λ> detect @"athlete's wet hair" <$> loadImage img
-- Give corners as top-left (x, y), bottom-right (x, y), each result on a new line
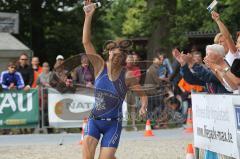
top-left (103, 39), bottom-right (133, 66)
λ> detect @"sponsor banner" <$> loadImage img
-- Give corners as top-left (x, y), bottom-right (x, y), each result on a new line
top-left (47, 88), bottom-right (128, 128)
top-left (235, 106), bottom-right (240, 131)
top-left (233, 97), bottom-right (240, 158)
top-left (0, 12), bottom-right (19, 34)
top-left (192, 94), bottom-right (240, 159)
top-left (0, 89), bottom-right (39, 128)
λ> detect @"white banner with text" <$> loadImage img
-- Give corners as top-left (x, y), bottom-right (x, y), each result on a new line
top-left (192, 94), bottom-right (240, 159)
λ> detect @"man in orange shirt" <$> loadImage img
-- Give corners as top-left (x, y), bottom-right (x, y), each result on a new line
top-left (31, 57), bottom-right (42, 88)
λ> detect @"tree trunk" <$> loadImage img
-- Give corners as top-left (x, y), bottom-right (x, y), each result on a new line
top-left (146, 0), bottom-right (177, 60)
top-left (31, 0), bottom-right (45, 61)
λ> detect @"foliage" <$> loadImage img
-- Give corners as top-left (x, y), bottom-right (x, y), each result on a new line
top-left (0, 0), bottom-right (239, 62)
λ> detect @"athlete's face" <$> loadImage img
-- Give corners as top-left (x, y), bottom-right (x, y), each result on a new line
top-left (109, 48), bottom-right (125, 66)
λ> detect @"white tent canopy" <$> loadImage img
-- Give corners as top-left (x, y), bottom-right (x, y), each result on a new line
top-left (0, 33), bottom-right (32, 72)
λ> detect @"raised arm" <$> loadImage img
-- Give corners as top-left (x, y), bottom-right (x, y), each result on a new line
top-left (212, 11), bottom-right (237, 54)
top-left (82, 0), bottom-right (104, 77)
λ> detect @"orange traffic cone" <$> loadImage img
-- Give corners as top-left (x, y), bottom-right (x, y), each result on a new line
top-left (144, 120), bottom-right (154, 137)
top-left (79, 118), bottom-right (88, 145)
top-left (186, 144), bottom-right (194, 159)
top-left (185, 108), bottom-right (193, 133)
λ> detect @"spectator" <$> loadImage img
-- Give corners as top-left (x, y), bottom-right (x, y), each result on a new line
top-left (0, 62), bottom-right (25, 91)
top-left (132, 52), bottom-right (140, 66)
top-left (16, 53), bottom-right (34, 91)
top-left (145, 57), bottom-right (166, 90)
top-left (204, 53), bottom-right (240, 93)
top-left (31, 57), bottom-right (43, 88)
top-left (126, 54), bottom-right (141, 82)
top-left (144, 57), bottom-right (165, 119)
top-left (36, 62), bottom-right (52, 133)
top-left (192, 51), bottom-right (203, 65)
top-left (212, 11), bottom-right (240, 66)
top-left (53, 55), bottom-right (67, 82)
top-left (154, 97), bottom-right (185, 129)
top-left (157, 54), bottom-right (169, 80)
top-left (178, 51), bottom-right (204, 117)
top-left (73, 54), bottom-right (94, 88)
top-left (163, 56), bottom-right (173, 75)
top-left (172, 46), bottom-right (229, 94)
top-left (36, 62), bottom-right (52, 88)
top-left (169, 57), bottom-right (182, 95)
top-left (50, 55), bottom-right (75, 93)
top-left (126, 54), bottom-right (141, 130)
top-left (54, 55), bottom-right (64, 69)
top-left (132, 52), bottom-right (145, 84)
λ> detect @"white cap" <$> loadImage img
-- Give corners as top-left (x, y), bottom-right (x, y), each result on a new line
top-left (56, 55), bottom-right (64, 60)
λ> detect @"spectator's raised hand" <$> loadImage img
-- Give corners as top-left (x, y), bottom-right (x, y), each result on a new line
top-left (211, 11), bottom-right (220, 22)
top-left (172, 48), bottom-right (186, 66)
top-left (181, 53), bottom-right (192, 63)
top-left (204, 58), bottom-right (223, 76)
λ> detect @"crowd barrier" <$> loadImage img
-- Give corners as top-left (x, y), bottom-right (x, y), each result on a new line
top-left (192, 93), bottom-right (240, 159)
top-left (0, 88), bottom-right (128, 129)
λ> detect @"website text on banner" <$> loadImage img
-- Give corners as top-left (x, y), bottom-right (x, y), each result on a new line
top-left (0, 89), bottom-right (39, 128)
top-left (47, 88), bottom-right (128, 128)
top-left (233, 97), bottom-right (240, 159)
top-left (192, 94), bottom-right (240, 159)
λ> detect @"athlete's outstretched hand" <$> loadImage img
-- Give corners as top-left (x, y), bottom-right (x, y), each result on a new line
top-left (139, 107), bottom-right (147, 117)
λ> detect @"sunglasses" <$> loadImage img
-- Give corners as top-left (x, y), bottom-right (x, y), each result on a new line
top-left (103, 40), bottom-right (133, 52)
top-left (20, 59), bottom-right (28, 61)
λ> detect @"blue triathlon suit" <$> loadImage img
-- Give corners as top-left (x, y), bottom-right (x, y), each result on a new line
top-left (84, 66), bottom-right (128, 148)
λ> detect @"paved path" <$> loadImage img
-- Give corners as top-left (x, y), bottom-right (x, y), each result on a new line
top-left (0, 128), bottom-right (193, 159)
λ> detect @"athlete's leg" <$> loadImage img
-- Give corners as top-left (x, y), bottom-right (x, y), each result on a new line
top-left (99, 120), bottom-right (122, 159)
top-left (83, 135), bottom-right (99, 159)
top-left (98, 147), bottom-right (117, 159)
top-left (83, 119), bottom-right (101, 159)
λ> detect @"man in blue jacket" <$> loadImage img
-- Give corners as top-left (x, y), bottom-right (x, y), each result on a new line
top-left (0, 62), bottom-right (25, 91)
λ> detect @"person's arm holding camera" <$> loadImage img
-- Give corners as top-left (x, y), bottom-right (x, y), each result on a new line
top-left (212, 11), bottom-right (237, 54)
